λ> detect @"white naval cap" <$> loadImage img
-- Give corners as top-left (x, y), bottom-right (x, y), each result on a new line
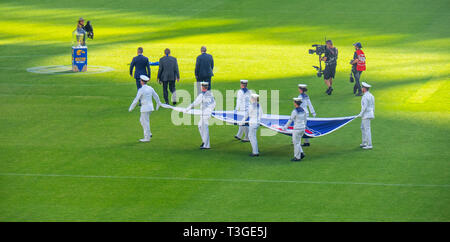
top-left (293, 97), bottom-right (303, 101)
top-left (200, 81), bottom-right (209, 86)
top-left (240, 79), bottom-right (248, 84)
top-left (361, 82), bottom-right (371, 88)
top-left (298, 84), bottom-right (307, 88)
top-left (140, 75), bottom-right (149, 81)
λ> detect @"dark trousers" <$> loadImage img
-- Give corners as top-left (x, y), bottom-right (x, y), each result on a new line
top-left (135, 79), bottom-right (142, 90)
top-left (197, 76), bottom-right (212, 90)
top-left (162, 80), bottom-right (176, 103)
top-left (352, 70), bottom-right (363, 94)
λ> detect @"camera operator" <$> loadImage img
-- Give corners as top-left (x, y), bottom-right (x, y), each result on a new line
top-left (350, 42), bottom-right (366, 96)
top-left (321, 40), bottom-right (338, 95)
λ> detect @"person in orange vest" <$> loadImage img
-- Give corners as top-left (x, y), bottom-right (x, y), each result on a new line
top-left (350, 42), bottom-right (366, 96)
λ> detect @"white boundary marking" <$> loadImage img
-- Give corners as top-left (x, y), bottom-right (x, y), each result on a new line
top-left (0, 173), bottom-right (448, 188)
top-left (26, 65), bottom-right (115, 75)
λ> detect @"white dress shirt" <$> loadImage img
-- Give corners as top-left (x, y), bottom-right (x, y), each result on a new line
top-left (129, 84), bottom-right (161, 112)
top-left (359, 91), bottom-right (375, 119)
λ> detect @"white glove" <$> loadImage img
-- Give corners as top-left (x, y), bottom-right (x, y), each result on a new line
top-left (128, 108), bottom-right (133, 112)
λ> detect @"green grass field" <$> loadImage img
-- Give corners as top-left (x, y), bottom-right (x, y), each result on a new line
top-left (0, 0), bottom-right (449, 221)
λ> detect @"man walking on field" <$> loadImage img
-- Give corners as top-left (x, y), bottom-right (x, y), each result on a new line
top-left (129, 75), bottom-right (162, 142)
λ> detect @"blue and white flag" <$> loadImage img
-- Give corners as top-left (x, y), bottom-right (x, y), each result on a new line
top-left (161, 104), bottom-right (357, 138)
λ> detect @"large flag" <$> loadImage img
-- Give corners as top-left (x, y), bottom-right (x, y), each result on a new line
top-left (160, 104), bottom-right (357, 138)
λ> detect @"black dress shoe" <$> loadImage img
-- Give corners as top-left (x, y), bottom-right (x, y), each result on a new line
top-left (250, 153), bottom-right (259, 157)
top-left (241, 139), bottom-right (250, 143)
top-left (328, 87), bottom-right (333, 95)
top-left (291, 158), bottom-right (301, 162)
top-left (172, 102), bottom-right (177, 105)
top-left (234, 136), bottom-right (241, 140)
top-left (355, 93), bottom-right (363, 96)
top-left (301, 153), bottom-right (306, 159)
top-left (200, 143), bottom-right (204, 148)
top-left (301, 143), bottom-right (310, 147)
top-left (200, 147), bottom-right (210, 150)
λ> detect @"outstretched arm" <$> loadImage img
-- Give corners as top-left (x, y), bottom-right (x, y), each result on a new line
top-left (284, 110), bottom-right (296, 129)
top-left (152, 90), bottom-right (161, 110)
top-left (129, 89), bottom-right (142, 112)
top-left (186, 94), bottom-right (202, 111)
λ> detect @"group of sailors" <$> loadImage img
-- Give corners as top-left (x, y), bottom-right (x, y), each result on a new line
top-left (129, 76), bottom-right (375, 162)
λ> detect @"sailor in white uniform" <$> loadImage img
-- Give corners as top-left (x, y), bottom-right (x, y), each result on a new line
top-left (234, 80), bottom-right (251, 142)
top-left (239, 93), bottom-right (263, 157)
top-left (186, 82), bottom-right (216, 149)
top-left (284, 97), bottom-right (307, 161)
top-left (129, 75), bottom-right (162, 142)
top-left (358, 82), bottom-right (375, 149)
top-left (297, 84), bottom-right (316, 147)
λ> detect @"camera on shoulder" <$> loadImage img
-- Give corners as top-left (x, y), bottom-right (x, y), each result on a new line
top-left (308, 44), bottom-right (327, 77)
top-left (309, 44), bottom-right (327, 55)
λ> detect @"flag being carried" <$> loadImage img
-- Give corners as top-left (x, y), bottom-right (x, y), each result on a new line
top-left (160, 104), bottom-right (357, 138)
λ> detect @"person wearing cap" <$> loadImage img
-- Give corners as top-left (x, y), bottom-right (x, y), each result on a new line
top-left (358, 82), bottom-right (375, 149)
top-left (74, 18), bottom-right (87, 46)
top-left (321, 40), bottom-right (338, 95)
top-left (195, 46), bottom-right (214, 93)
top-left (130, 47), bottom-right (151, 91)
top-left (297, 84), bottom-right (316, 147)
top-left (234, 80), bottom-right (251, 142)
top-left (350, 42), bottom-right (366, 96)
top-left (239, 93), bottom-right (263, 157)
top-left (186, 82), bottom-right (216, 149)
top-left (129, 75), bottom-right (162, 142)
top-left (157, 48), bottom-right (180, 105)
top-left (284, 97), bottom-right (307, 161)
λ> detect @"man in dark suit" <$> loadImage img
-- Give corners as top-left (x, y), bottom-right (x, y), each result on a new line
top-left (130, 47), bottom-right (151, 90)
top-left (157, 48), bottom-right (180, 105)
top-left (195, 46), bottom-right (214, 93)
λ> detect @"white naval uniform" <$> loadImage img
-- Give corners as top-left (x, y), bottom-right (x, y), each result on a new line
top-left (129, 84), bottom-right (161, 140)
top-left (359, 91), bottom-right (375, 147)
top-left (284, 107), bottom-right (307, 159)
top-left (240, 103), bottom-right (263, 155)
top-left (235, 88), bottom-right (252, 140)
top-left (298, 93), bottom-right (315, 143)
top-left (187, 91), bottom-right (216, 148)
